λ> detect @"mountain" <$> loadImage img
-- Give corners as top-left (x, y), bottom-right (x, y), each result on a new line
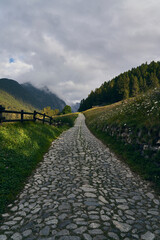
top-left (0, 89), bottom-right (35, 112)
top-left (22, 82), bottom-right (66, 111)
top-left (71, 102), bottom-right (80, 112)
top-left (0, 78), bottom-right (66, 111)
top-left (79, 61), bottom-right (160, 111)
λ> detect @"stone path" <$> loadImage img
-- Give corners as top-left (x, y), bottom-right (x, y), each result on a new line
top-left (0, 114), bottom-right (160, 240)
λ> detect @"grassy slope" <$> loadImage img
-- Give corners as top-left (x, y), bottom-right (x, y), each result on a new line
top-left (0, 89), bottom-right (35, 112)
top-left (0, 114), bottom-right (78, 216)
top-left (84, 88), bottom-right (160, 191)
top-left (53, 113), bottom-right (79, 127)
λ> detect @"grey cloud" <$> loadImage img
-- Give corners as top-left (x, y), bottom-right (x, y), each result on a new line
top-left (0, 0), bottom-right (160, 103)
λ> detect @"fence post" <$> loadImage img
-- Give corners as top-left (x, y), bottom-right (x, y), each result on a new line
top-left (50, 117), bottom-right (52, 125)
top-left (21, 110), bottom-right (24, 123)
top-left (33, 111), bottom-right (37, 122)
top-left (43, 113), bottom-right (45, 124)
top-left (0, 105), bottom-right (5, 124)
top-left (52, 119), bottom-right (55, 126)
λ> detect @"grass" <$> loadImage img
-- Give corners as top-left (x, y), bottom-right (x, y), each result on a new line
top-left (0, 113), bottom-right (78, 216)
top-left (53, 113), bottom-right (79, 127)
top-left (84, 88), bottom-right (160, 192)
top-left (0, 89), bottom-right (39, 121)
top-left (85, 88), bottom-right (160, 129)
top-left (0, 89), bottom-right (35, 112)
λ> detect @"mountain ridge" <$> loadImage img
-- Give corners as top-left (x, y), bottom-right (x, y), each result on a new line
top-left (0, 78), bottom-right (66, 111)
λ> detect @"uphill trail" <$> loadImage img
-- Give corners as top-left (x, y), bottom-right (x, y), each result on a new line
top-left (0, 114), bottom-right (160, 240)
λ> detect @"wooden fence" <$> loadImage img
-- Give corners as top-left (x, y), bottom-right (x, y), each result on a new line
top-left (0, 105), bottom-right (61, 126)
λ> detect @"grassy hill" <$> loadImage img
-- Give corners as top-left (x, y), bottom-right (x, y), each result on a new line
top-left (0, 89), bottom-right (37, 121)
top-left (84, 88), bottom-right (160, 191)
top-left (0, 89), bottom-right (35, 112)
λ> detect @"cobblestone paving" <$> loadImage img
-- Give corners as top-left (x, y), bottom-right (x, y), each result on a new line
top-left (0, 114), bottom-right (160, 240)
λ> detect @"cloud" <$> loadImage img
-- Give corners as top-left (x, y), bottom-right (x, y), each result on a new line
top-left (0, 57), bottom-right (33, 78)
top-left (0, 0), bottom-right (160, 103)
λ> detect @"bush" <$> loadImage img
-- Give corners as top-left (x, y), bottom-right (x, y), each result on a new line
top-left (62, 105), bottom-right (72, 114)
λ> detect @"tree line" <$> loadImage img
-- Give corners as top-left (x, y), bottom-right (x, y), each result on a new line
top-left (79, 61), bottom-right (160, 111)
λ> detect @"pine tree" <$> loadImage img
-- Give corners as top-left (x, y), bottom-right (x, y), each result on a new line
top-left (139, 76), bottom-right (144, 92)
top-left (143, 78), bottom-right (147, 91)
top-left (149, 72), bottom-right (159, 88)
top-left (131, 76), bottom-right (139, 97)
top-left (123, 89), bottom-right (129, 99)
top-left (78, 61), bottom-right (160, 111)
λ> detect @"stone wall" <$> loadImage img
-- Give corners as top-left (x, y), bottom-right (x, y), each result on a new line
top-left (95, 123), bottom-right (160, 162)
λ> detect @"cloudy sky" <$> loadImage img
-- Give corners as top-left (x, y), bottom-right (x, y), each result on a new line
top-left (0, 0), bottom-right (160, 104)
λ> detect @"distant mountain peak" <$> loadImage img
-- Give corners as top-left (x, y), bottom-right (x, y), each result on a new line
top-left (71, 102), bottom-right (80, 112)
top-left (42, 86), bottom-right (50, 93)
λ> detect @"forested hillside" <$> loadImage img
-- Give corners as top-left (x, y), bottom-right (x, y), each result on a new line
top-left (22, 83), bottom-right (66, 111)
top-left (0, 78), bottom-right (66, 111)
top-left (79, 61), bottom-right (160, 111)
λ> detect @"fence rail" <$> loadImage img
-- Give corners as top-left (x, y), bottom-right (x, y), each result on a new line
top-left (0, 105), bottom-right (61, 126)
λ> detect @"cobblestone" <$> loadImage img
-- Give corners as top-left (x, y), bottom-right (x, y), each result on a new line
top-left (0, 114), bottom-right (160, 239)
